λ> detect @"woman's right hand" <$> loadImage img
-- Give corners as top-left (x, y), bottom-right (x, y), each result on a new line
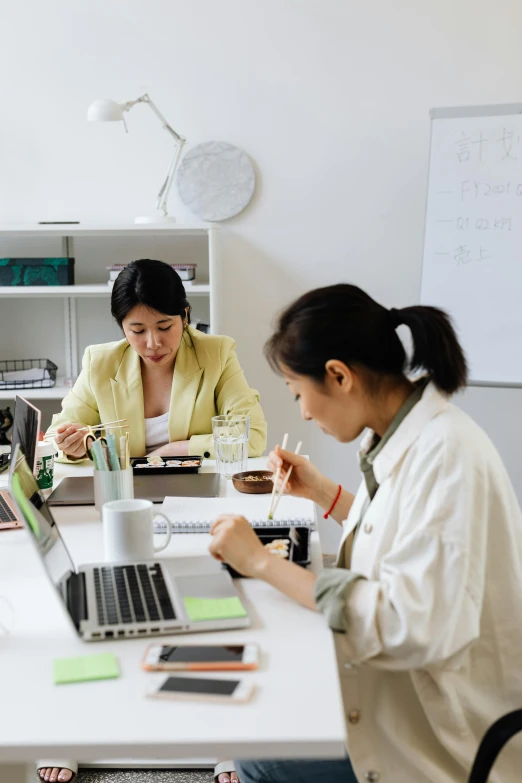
top-left (54, 423), bottom-right (87, 459)
top-left (267, 445), bottom-right (326, 503)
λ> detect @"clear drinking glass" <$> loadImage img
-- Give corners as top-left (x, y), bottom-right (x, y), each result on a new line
top-left (212, 415), bottom-right (250, 478)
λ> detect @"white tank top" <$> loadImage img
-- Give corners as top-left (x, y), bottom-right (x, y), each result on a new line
top-left (144, 412), bottom-right (170, 451)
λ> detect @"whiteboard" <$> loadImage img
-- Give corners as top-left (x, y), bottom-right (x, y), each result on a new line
top-left (420, 104), bottom-right (522, 386)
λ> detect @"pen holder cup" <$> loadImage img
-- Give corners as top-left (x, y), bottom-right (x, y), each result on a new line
top-left (94, 467), bottom-right (134, 513)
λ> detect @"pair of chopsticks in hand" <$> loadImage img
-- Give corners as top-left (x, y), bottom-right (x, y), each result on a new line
top-left (44, 418), bottom-right (129, 441)
top-left (268, 433), bottom-right (302, 521)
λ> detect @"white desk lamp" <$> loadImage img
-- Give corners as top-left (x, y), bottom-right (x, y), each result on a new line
top-left (87, 93), bottom-right (186, 224)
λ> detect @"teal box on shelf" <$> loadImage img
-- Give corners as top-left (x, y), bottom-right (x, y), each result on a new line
top-left (0, 258), bottom-right (75, 286)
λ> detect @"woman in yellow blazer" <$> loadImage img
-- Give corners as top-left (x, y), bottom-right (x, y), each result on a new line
top-left (48, 259), bottom-right (266, 462)
top-left (39, 262), bottom-right (264, 782)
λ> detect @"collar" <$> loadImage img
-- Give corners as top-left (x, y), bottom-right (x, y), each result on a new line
top-left (358, 381), bottom-right (450, 485)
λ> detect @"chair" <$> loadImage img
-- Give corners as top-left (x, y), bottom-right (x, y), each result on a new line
top-left (468, 709), bottom-right (522, 782)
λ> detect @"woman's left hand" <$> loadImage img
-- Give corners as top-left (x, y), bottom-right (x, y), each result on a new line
top-left (147, 440), bottom-right (190, 458)
top-left (209, 515), bottom-right (269, 578)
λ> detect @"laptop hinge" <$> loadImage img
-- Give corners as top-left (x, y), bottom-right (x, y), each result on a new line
top-left (65, 571), bottom-right (88, 630)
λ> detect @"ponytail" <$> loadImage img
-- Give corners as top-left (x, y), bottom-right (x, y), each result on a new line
top-left (265, 284), bottom-right (468, 395)
top-left (390, 305), bottom-right (468, 394)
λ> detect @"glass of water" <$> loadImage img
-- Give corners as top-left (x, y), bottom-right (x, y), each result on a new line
top-left (212, 415), bottom-right (250, 478)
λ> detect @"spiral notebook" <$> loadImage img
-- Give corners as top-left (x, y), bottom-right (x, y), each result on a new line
top-left (155, 495), bottom-right (316, 534)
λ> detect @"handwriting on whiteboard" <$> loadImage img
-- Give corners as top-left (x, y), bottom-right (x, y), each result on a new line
top-left (433, 126), bottom-right (522, 267)
top-left (455, 129), bottom-right (520, 163)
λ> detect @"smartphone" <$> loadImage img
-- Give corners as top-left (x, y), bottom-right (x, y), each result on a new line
top-left (142, 643), bottom-right (259, 672)
top-left (147, 674), bottom-right (255, 704)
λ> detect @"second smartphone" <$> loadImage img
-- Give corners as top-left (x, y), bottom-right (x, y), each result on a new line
top-left (142, 643), bottom-right (259, 672)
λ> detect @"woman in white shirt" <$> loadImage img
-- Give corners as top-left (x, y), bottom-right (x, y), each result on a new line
top-left (209, 284), bottom-right (522, 783)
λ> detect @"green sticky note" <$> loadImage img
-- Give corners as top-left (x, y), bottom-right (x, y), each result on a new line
top-left (53, 653), bottom-right (120, 685)
top-left (183, 596), bottom-right (248, 622)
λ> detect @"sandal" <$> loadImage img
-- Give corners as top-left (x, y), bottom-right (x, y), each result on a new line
top-left (36, 760), bottom-right (78, 782)
top-left (214, 760), bottom-right (239, 782)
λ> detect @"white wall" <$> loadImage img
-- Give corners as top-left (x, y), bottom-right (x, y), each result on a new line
top-left (2, 0), bottom-right (522, 551)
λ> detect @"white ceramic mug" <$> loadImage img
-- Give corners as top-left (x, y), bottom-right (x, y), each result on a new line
top-left (102, 498), bottom-right (172, 563)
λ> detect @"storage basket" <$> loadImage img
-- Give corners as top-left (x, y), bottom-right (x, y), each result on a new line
top-left (0, 258), bottom-right (74, 286)
top-left (0, 359), bottom-right (58, 390)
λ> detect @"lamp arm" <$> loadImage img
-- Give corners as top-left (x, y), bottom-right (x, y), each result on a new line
top-left (156, 138), bottom-right (186, 216)
top-left (121, 92), bottom-right (186, 218)
top-left (122, 93), bottom-right (185, 144)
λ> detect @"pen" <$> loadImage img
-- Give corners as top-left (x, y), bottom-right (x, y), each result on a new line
top-left (119, 435), bottom-right (127, 470)
top-left (106, 433), bottom-right (121, 472)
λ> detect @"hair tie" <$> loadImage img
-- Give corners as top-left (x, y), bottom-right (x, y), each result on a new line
top-left (389, 307), bottom-right (401, 328)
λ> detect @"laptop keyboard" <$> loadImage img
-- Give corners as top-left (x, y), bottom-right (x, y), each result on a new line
top-left (93, 563), bottom-right (176, 626)
top-left (0, 493), bottom-right (17, 523)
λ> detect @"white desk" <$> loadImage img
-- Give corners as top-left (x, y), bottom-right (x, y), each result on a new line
top-left (0, 459), bottom-right (346, 781)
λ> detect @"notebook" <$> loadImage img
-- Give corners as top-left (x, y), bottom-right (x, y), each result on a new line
top-left (156, 495), bottom-right (316, 533)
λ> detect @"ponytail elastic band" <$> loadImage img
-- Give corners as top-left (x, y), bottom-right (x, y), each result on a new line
top-left (324, 484), bottom-right (343, 519)
top-left (389, 307), bottom-right (401, 328)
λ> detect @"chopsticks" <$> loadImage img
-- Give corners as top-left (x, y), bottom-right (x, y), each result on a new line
top-left (268, 433), bottom-right (288, 519)
top-left (268, 438), bottom-right (302, 521)
top-left (44, 419), bottom-right (129, 440)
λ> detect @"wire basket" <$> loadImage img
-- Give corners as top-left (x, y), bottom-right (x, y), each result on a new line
top-left (0, 359), bottom-right (58, 390)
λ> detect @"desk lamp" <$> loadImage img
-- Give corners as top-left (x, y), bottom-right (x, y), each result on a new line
top-left (87, 93), bottom-right (186, 224)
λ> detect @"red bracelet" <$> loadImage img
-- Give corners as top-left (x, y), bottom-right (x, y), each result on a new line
top-left (323, 484), bottom-right (342, 519)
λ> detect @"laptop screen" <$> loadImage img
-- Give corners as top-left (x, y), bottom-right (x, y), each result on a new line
top-left (11, 396), bottom-right (41, 473)
top-left (9, 444), bottom-right (75, 588)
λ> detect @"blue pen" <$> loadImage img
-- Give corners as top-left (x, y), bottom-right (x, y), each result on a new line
top-left (106, 433), bottom-right (121, 471)
top-left (91, 439), bottom-right (108, 471)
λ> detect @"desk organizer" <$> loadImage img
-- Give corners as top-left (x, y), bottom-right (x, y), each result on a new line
top-left (0, 359), bottom-right (58, 390)
top-left (0, 257), bottom-right (74, 286)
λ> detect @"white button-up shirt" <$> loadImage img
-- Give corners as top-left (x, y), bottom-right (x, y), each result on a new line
top-left (315, 383), bottom-right (522, 782)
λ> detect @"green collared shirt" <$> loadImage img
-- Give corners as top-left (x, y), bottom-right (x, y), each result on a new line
top-left (359, 380), bottom-right (427, 503)
top-left (314, 380), bottom-right (428, 634)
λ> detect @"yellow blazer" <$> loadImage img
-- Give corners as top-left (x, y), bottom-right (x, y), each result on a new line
top-left (49, 326), bottom-right (267, 461)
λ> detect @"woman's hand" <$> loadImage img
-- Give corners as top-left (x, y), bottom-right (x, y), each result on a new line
top-left (54, 424), bottom-right (87, 459)
top-left (267, 445), bottom-right (354, 523)
top-left (147, 440), bottom-right (190, 458)
top-left (209, 515), bottom-right (269, 578)
top-left (210, 513), bottom-right (318, 610)
top-left (267, 445), bottom-right (326, 503)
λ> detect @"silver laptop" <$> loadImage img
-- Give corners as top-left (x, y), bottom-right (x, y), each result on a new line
top-left (9, 445), bottom-right (250, 642)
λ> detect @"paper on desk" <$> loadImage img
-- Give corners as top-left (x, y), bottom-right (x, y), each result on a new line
top-left (0, 367), bottom-right (53, 388)
top-left (183, 596), bottom-right (248, 622)
top-left (160, 495), bottom-right (315, 525)
top-left (53, 653), bottom-right (120, 685)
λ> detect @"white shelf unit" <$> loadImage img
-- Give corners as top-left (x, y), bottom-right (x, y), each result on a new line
top-left (0, 282), bottom-right (211, 298)
top-left (0, 224), bottom-right (220, 401)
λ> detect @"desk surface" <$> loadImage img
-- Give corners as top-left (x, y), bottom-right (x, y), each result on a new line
top-left (0, 459), bottom-right (346, 764)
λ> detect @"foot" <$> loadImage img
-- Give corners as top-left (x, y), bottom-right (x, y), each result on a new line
top-left (38, 768), bottom-right (74, 782)
top-left (217, 774), bottom-right (239, 783)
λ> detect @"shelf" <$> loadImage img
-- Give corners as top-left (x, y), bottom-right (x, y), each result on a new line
top-left (0, 380), bottom-right (69, 400)
top-left (0, 223), bottom-right (214, 238)
top-left (0, 282), bottom-right (210, 298)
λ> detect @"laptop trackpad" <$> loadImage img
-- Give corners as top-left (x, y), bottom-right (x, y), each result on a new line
top-left (164, 558), bottom-right (241, 599)
top-left (164, 555), bottom-right (224, 578)
top-left (174, 573), bottom-right (241, 601)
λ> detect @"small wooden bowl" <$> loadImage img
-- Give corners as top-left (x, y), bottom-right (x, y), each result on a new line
top-left (232, 470), bottom-right (274, 494)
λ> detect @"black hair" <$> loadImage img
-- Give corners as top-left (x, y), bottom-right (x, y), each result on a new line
top-left (265, 284), bottom-right (468, 395)
top-left (111, 259), bottom-right (191, 328)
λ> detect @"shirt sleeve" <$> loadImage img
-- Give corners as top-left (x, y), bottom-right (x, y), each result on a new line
top-left (314, 568), bottom-right (365, 633)
top-left (321, 434), bottom-right (484, 670)
top-left (47, 348), bottom-right (101, 463)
